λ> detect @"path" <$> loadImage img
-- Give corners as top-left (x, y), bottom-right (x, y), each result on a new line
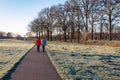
top-left (10, 46), bottom-right (62, 80)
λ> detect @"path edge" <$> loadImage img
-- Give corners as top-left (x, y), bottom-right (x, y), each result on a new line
top-left (1, 45), bottom-right (35, 80)
top-left (46, 50), bottom-right (64, 80)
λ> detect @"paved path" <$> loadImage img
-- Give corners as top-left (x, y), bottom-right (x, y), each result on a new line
top-left (11, 46), bottom-right (62, 80)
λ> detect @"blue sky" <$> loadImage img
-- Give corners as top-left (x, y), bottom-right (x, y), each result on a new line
top-left (0, 0), bottom-right (66, 36)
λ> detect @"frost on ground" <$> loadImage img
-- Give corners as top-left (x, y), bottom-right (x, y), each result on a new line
top-left (46, 41), bottom-right (120, 80)
top-left (0, 39), bottom-right (34, 78)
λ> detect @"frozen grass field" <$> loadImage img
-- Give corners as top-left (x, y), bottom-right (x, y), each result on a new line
top-left (0, 39), bottom-right (34, 79)
top-left (46, 41), bottom-right (120, 80)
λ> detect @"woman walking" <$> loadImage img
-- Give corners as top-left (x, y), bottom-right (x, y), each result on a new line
top-left (42, 37), bottom-right (47, 52)
top-left (35, 37), bottom-right (41, 52)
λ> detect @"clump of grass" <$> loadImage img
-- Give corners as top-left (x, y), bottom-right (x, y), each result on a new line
top-left (62, 47), bottom-right (68, 50)
top-left (86, 40), bottom-right (93, 44)
top-left (70, 54), bottom-right (76, 57)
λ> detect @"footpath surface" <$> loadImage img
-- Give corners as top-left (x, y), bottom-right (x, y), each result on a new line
top-left (11, 46), bottom-right (62, 80)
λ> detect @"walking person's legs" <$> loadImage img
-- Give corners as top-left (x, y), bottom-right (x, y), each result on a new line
top-left (42, 46), bottom-right (45, 52)
top-left (37, 45), bottom-right (40, 52)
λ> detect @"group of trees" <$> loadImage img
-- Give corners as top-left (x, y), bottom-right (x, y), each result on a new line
top-left (28, 0), bottom-right (120, 42)
top-left (0, 31), bottom-right (29, 39)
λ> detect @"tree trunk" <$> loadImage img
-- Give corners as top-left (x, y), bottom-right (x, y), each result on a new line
top-left (85, 15), bottom-right (88, 32)
top-left (60, 33), bottom-right (61, 41)
top-left (100, 18), bottom-right (103, 40)
top-left (91, 20), bottom-right (94, 40)
top-left (70, 27), bottom-right (75, 42)
top-left (38, 31), bottom-right (40, 38)
top-left (68, 31), bottom-right (70, 41)
top-left (47, 29), bottom-right (49, 41)
top-left (50, 32), bottom-right (53, 41)
top-left (72, 28), bottom-right (75, 41)
top-left (64, 30), bottom-right (67, 42)
top-left (109, 14), bottom-right (112, 41)
top-left (36, 32), bottom-right (38, 38)
top-left (70, 29), bottom-right (72, 42)
top-left (78, 28), bottom-right (80, 43)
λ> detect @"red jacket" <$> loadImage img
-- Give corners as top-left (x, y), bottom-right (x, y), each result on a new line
top-left (36, 38), bottom-right (41, 45)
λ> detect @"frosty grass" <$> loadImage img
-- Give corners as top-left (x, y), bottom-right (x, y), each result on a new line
top-left (0, 39), bottom-right (34, 78)
top-left (46, 41), bottom-right (120, 80)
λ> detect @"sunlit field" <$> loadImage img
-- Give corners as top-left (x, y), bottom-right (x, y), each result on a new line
top-left (46, 41), bottom-right (120, 80)
top-left (0, 39), bottom-right (34, 79)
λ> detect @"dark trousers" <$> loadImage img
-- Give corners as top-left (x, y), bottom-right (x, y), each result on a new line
top-left (42, 46), bottom-right (45, 52)
top-left (37, 45), bottom-right (40, 52)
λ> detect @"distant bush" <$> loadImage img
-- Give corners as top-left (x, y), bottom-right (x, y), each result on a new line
top-left (104, 41), bottom-right (120, 47)
top-left (92, 40), bottom-right (120, 47)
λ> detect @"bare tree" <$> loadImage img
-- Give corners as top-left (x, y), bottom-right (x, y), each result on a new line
top-left (79, 0), bottom-right (92, 32)
top-left (38, 8), bottom-right (51, 40)
top-left (57, 4), bottom-right (69, 42)
top-left (28, 0), bottom-right (120, 41)
top-left (49, 5), bottom-right (59, 41)
top-left (65, 0), bottom-right (76, 42)
top-left (28, 18), bottom-right (41, 37)
top-left (88, 0), bottom-right (99, 40)
top-left (73, 0), bottom-right (84, 43)
top-left (102, 0), bottom-right (120, 41)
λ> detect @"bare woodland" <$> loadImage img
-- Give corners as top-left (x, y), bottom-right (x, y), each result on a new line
top-left (28, 0), bottom-right (120, 42)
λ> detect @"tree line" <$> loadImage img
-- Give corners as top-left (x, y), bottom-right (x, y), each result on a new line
top-left (28, 0), bottom-right (120, 42)
top-left (0, 31), bottom-right (15, 38)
